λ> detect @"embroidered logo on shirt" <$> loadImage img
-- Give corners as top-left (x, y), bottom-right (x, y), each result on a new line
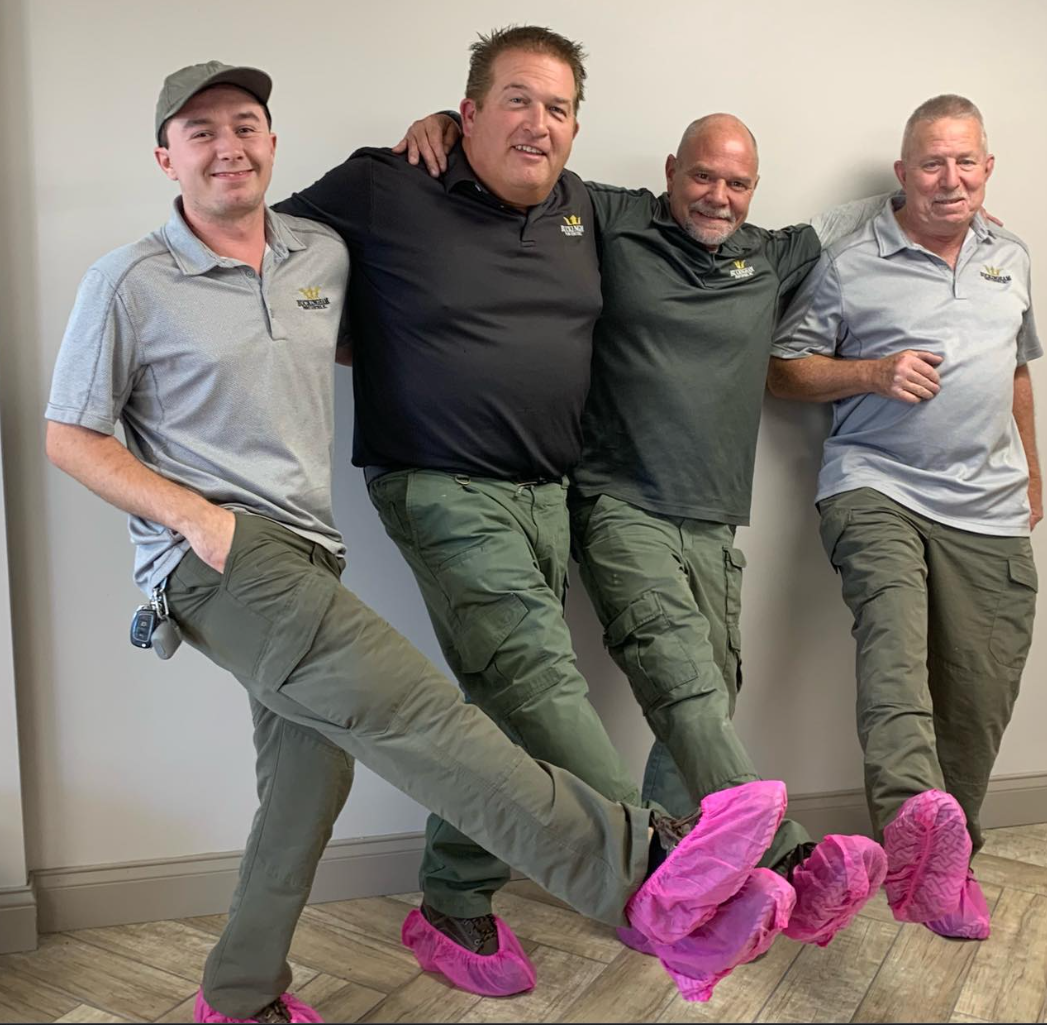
top-left (728, 259), bottom-right (756, 280)
top-left (561, 215), bottom-right (585, 238)
top-left (980, 265), bottom-right (1012, 284)
top-left (296, 286), bottom-right (331, 310)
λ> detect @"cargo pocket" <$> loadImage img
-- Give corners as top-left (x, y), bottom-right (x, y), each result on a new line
top-left (989, 556), bottom-right (1038, 669)
top-left (604, 591), bottom-right (698, 706)
top-left (723, 547), bottom-right (746, 697)
top-left (457, 592), bottom-right (529, 675)
top-left (817, 502), bottom-right (852, 570)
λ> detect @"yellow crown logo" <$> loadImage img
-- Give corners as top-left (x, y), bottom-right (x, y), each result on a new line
top-left (299, 287), bottom-right (322, 300)
top-left (733, 260), bottom-right (747, 270)
top-left (563, 215), bottom-right (583, 226)
top-left (984, 266), bottom-right (1002, 277)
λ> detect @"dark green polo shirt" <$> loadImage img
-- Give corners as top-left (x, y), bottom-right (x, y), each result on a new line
top-left (572, 185), bottom-right (821, 524)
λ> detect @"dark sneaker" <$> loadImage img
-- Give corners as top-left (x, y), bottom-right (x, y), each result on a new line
top-left (421, 903), bottom-right (499, 955)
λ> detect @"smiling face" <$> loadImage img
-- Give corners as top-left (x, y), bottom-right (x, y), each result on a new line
top-left (665, 116), bottom-right (759, 249)
top-left (154, 85), bottom-right (276, 223)
top-left (894, 116), bottom-right (993, 239)
top-left (460, 48), bottom-right (579, 209)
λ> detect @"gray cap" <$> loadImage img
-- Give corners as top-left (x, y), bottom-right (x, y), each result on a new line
top-left (155, 60), bottom-right (272, 144)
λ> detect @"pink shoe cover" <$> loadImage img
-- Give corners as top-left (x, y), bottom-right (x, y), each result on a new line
top-left (784, 834), bottom-right (888, 946)
top-left (616, 924), bottom-right (658, 955)
top-left (626, 779), bottom-right (787, 946)
top-left (657, 869), bottom-right (796, 1003)
top-left (925, 871), bottom-right (991, 940)
top-left (883, 790), bottom-right (971, 923)
top-left (193, 989), bottom-right (323, 1023)
top-left (401, 908), bottom-right (536, 996)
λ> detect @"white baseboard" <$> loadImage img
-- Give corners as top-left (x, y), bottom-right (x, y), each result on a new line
top-left (0, 881), bottom-right (37, 953)
top-left (35, 831), bottom-right (427, 934)
top-left (30, 772), bottom-right (1047, 937)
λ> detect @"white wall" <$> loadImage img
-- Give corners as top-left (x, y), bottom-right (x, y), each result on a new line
top-left (1, 0), bottom-right (1044, 874)
top-left (0, 0), bottom-right (31, 892)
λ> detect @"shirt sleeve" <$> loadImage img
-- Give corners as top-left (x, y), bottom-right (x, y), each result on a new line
top-left (583, 182), bottom-right (654, 236)
top-left (809, 193), bottom-right (895, 248)
top-left (45, 267), bottom-right (140, 435)
top-left (765, 223), bottom-right (823, 300)
top-left (1017, 266), bottom-right (1041, 365)
top-left (273, 151), bottom-right (373, 244)
top-left (771, 250), bottom-right (846, 359)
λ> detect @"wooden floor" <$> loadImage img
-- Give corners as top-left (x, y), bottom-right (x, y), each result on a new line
top-left (2, 823), bottom-right (1046, 1024)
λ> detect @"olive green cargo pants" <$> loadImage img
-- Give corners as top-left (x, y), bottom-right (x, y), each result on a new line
top-left (166, 512), bottom-right (652, 1018)
top-left (818, 488), bottom-right (1037, 853)
top-left (367, 470), bottom-right (643, 918)
top-left (569, 493), bottom-right (810, 870)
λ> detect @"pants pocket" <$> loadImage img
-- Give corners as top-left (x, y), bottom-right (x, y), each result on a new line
top-left (989, 555), bottom-right (1038, 669)
top-left (723, 546), bottom-right (746, 696)
top-left (457, 592), bottom-right (529, 675)
top-left (603, 591), bottom-right (698, 707)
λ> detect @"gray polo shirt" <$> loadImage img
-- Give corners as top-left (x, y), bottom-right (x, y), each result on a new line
top-left (46, 201), bottom-right (349, 592)
top-left (773, 198), bottom-right (1041, 536)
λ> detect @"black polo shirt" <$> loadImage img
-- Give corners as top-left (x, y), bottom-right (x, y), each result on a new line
top-left (276, 144), bottom-right (602, 480)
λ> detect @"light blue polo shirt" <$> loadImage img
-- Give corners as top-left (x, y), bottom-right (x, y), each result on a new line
top-left (46, 201), bottom-right (349, 591)
top-left (773, 198), bottom-right (1041, 536)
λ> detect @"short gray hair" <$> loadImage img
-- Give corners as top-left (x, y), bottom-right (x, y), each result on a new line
top-left (901, 94), bottom-right (987, 161)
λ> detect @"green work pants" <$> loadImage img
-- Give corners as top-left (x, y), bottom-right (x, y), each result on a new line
top-left (166, 512), bottom-right (652, 1018)
top-left (367, 470), bottom-right (642, 918)
top-left (570, 493), bottom-right (809, 870)
top-left (819, 487), bottom-right (1037, 853)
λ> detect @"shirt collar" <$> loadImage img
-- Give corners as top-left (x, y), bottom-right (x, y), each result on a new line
top-left (873, 194), bottom-right (993, 258)
top-left (163, 199), bottom-right (305, 277)
top-left (441, 141), bottom-right (566, 211)
top-left (651, 193), bottom-right (761, 259)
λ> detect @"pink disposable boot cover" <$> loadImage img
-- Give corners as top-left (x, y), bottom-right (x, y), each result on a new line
top-left (657, 868), bottom-right (796, 1003)
top-left (626, 779), bottom-right (787, 946)
top-left (883, 790), bottom-right (971, 922)
top-left (401, 908), bottom-right (537, 996)
top-left (193, 989), bottom-right (323, 1023)
top-left (785, 834), bottom-right (888, 946)
top-left (616, 924), bottom-right (658, 955)
top-left (925, 870), bottom-right (991, 940)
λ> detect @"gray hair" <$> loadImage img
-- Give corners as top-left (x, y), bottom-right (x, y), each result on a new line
top-left (901, 94), bottom-right (988, 161)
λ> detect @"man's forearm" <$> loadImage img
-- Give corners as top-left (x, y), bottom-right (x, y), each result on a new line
top-left (767, 354), bottom-right (878, 402)
top-left (1013, 364), bottom-right (1042, 528)
top-left (46, 422), bottom-right (232, 566)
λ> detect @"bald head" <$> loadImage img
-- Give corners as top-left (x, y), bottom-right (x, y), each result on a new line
top-left (665, 112), bottom-right (760, 249)
top-left (676, 113), bottom-right (759, 168)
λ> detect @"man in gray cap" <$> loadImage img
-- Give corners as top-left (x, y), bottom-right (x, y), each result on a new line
top-left (45, 60), bottom-right (789, 1024)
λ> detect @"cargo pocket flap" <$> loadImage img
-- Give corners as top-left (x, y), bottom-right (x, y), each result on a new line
top-left (604, 592), bottom-right (661, 649)
top-left (459, 593), bottom-right (528, 674)
top-left (1009, 557), bottom-right (1038, 591)
top-left (727, 548), bottom-right (747, 570)
top-left (263, 572), bottom-right (339, 688)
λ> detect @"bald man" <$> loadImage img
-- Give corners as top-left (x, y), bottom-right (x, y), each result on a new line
top-left (399, 109), bottom-right (888, 964)
top-left (567, 115), bottom-right (890, 953)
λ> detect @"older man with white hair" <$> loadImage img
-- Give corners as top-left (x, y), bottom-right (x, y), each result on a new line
top-left (769, 94), bottom-right (1040, 941)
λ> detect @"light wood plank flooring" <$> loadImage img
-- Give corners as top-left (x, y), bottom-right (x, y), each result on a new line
top-left (3, 824), bottom-right (1045, 1024)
